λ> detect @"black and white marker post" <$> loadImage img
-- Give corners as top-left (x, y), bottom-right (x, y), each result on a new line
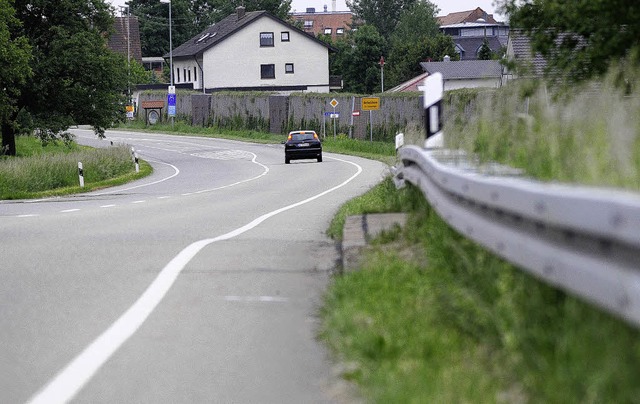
top-left (423, 72), bottom-right (444, 149)
top-left (77, 162), bottom-right (85, 188)
top-left (131, 147), bottom-right (139, 173)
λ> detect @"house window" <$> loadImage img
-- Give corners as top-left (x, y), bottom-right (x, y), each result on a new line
top-left (260, 32), bottom-right (274, 47)
top-left (176, 68), bottom-right (180, 83)
top-left (281, 31), bottom-right (290, 42)
top-left (285, 63), bottom-right (294, 74)
top-left (261, 64), bottom-right (275, 79)
top-left (187, 69), bottom-right (191, 82)
top-left (336, 27), bottom-right (344, 35)
top-left (324, 28), bottom-right (332, 35)
top-left (304, 20), bottom-right (313, 29)
top-left (194, 67), bottom-right (197, 82)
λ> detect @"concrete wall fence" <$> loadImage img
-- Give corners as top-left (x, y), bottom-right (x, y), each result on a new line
top-left (136, 91), bottom-right (426, 142)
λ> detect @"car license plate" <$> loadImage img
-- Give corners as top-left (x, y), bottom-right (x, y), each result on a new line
top-left (298, 143), bottom-right (309, 147)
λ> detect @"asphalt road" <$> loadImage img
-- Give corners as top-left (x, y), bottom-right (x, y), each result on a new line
top-left (0, 128), bottom-right (388, 403)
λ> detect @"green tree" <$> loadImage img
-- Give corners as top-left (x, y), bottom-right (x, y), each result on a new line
top-left (0, 0), bottom-right (32, 156)
top-left (477, 38), bottom-right (492, 60)
top-left (386, 0), bottom-right (450, 87)
top-left (130, 0), bottom-right (292, 58)
top-left (207, 0), bottom-right (292, 21)
top-left (386, 34), bottom-right (456, 87)
top-left (347, 0), bottom-right (417, 39)
top-left (330, 25), bottom-right (387, 93)
top-left (130, 0), bottom-right (199, 58)
top-left (10, 0), bottom-right (128, 145)
top-left (499, 0), bottom-right (640, 81)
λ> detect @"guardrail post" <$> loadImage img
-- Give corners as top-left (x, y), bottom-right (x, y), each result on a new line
top-left (423, 72), bottom-right (444, 149)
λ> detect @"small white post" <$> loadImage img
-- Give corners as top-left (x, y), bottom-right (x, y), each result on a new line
top-left (78, 162), bottom-right (85, 187)
top-left (395, 132), bottom-right (404, 152)
top-left (134, 152), bottom-right (139, 173)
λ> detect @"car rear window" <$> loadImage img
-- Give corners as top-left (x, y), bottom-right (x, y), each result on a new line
top-left (291, 133), bottom-right (315, 141)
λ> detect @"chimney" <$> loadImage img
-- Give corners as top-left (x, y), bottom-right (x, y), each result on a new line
top-left (332, 0), bottom-right (336, 12)
top-left (324, 4), bottom-right (327, 12)
top-left (306, 8), bottom-right (315, 13)
top-left (236, 6), bottom-right (245, 20)
top-left (443, 55), bottom-right (451, 62)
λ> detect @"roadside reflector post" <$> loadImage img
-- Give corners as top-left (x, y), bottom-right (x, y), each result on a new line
top-left (423, 72), bottom-right (444, 149)
top-left (131, 147), bottom-right (139, 173)
top-left (78, 162), bottom-right (85, 188)
top-left (395, 132), bottom-right (404, 153)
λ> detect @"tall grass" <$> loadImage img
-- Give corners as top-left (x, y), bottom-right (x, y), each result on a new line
top-left (445, 66), bottom-right (640, 191)
top-left (0, 136), bottom-right (148, 199)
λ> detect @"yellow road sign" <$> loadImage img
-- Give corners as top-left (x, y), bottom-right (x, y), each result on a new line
top-left (361, 97), bottom-right (380, 111)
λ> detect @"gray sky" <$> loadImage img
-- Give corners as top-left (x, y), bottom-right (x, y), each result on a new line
top-left (108, 0), bottom-right (505, 21)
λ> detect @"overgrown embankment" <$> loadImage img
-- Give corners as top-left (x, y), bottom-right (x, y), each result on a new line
top-left (321, 65), bottom-right (640, 402)
top-left (0, 136), bottom-right (151, 199)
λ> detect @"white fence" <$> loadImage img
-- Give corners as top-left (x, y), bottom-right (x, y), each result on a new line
top-left (395, 145), bottom-right (640, 327)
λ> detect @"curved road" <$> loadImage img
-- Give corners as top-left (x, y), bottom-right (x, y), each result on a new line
top-left (0, 129), bottom-right (388, 403)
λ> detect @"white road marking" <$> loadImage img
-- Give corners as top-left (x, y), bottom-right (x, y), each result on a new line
top-left (26, 155), bottom-right (363, 404)
top-left (17, 214), bottom-right (39, 218)
top-left (61, 209), bottom-right (80, 213)
top-left (100, 205), bottom-right (116, 208)
top-left (131, 200), bottom-right (146, 204)
top-left (91, 159), bottom-right (179, 196)
top-left (224, 296), bottom-right (289, 303)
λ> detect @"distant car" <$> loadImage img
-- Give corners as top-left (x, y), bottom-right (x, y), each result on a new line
top-left (284, 130), bottom-right (322, 164)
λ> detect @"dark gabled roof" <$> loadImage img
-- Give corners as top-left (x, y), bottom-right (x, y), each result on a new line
top-left (455, 37), bottom-right (504, 59)
top-left (167, 9), bottom-right (334, 59)
top-left (420, 60), bottom-right (503, 80)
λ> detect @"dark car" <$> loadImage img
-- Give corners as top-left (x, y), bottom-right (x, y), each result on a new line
top-left (284, 130), bottom-right (322, 164)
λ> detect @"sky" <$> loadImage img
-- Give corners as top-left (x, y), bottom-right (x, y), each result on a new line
top-left (107, 0), bottom-right (505, 21)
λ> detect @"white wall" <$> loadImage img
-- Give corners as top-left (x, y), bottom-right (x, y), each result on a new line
top-left (444, 77), bottom-right (501, 91)
top-left (201, 17), bottom-right (330, 91)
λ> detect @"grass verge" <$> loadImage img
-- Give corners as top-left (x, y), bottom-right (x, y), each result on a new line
top-left (0, 136), bottom-right (152, 199)
top-left (321, 178), bottom-right (640, 403)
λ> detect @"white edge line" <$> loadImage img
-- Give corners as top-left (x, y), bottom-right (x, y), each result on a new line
top-left (27, 155), bottom-right (362, 404)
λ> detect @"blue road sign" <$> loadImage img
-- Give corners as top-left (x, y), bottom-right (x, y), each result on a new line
top-left (167, 93), bottom-right (176, 117)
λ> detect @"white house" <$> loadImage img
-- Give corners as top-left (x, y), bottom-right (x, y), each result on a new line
top-left (166, 7), bottom-right (334, 93)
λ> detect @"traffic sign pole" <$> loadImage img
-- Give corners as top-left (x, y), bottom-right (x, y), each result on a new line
top-left (330, 98), bottom-right (339, 138)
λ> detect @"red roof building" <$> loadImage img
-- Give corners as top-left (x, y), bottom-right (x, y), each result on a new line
top-left (291, 6), bottom-right (353, 40)
top-left (437, 7), bottom-right (499, 26)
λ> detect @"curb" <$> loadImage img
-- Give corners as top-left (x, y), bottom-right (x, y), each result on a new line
top-left (341, 213), bottom-right (408, 272)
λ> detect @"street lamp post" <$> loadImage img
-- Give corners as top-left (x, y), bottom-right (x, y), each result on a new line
top-left (160, 0), bottom-right (174, 125)
top-left (160, 0), bottom-right (173, 87)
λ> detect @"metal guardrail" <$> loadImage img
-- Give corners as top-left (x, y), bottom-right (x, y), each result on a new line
top-left (395, 145), bottom-right (640, 327)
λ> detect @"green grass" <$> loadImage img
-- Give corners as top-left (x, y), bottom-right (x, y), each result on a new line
top-left (321, 179), bottom-right (640, 403)
top-left (0, 136), bottom-right (152, 199)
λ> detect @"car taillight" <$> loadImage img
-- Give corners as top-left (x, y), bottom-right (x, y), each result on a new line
top-left (287, 134), bottom-right (292, 141)
top-left (313, 133), bottom-right (318, 139)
